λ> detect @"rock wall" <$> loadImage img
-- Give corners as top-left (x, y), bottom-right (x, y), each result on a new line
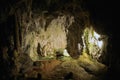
top-left (20, 12), bottom-right (74, 61)
top-left (13, 0), bottom-right (89, 60)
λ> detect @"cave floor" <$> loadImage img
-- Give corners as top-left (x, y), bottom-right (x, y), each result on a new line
top-left (20, 53), bottom-right (107, 80)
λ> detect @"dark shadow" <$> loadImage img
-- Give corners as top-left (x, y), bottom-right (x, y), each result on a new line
top-left (37, 73), bottom-right (42, 80)
top-left (64, 72), bottom-right (73, 80)
top-left (37, 43), bottom-right (42, 57)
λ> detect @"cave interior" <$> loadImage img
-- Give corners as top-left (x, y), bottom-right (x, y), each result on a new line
top-left (0, 0), bottom-right (118, 80)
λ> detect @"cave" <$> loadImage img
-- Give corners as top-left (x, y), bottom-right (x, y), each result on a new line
top-left (0, 0), bottom-right (117, 80)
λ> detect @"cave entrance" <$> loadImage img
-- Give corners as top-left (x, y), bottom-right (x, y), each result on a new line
top-left (82, 27), bottom-right (108, 61)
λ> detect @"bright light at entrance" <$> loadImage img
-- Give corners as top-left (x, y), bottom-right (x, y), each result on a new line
top-left (82, 27), bottom-right (106, 60)
top-left (98, 41), bottom-right (103, 48)
top-left (94, 31), bottom-right (100, 40)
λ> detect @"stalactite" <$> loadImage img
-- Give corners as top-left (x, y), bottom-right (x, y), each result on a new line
top-left (14, 13), bottom-right (20, 51)
top-left (19, 21), bottom-right (22, 47)
top-left (16, 10), bottom-right (22, 47)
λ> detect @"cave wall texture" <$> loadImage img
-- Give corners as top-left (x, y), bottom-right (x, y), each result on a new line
top-left (0, 0), bottom-right (117, 79)
top-left (0, 0), bottom-right (91, 60)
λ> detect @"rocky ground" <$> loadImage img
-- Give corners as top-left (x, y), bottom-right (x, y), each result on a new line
top-left (20, 53), bottom-right (107, 80)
